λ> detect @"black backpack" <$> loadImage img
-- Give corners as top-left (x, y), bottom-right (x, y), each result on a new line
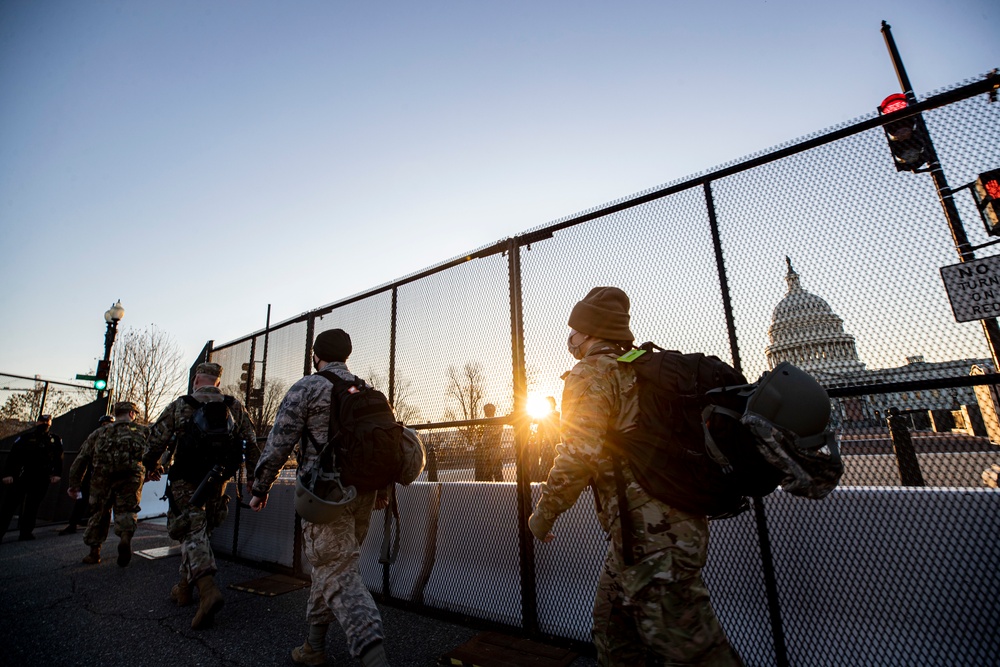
top-left (316, 370), bottom-right (422, 492)
top-left (170, 395), bottom-right (244, 483)
top-left (610, 343), bottom-right (838, 521)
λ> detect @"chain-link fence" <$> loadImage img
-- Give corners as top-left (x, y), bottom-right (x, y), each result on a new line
top-left (206, 73), bottom-right (1000, 666)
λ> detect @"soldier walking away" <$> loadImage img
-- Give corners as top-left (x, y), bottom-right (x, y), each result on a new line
top-left (0, 414), bottom-right (64, 542)
top-left (60, 415), bottom-right (115, 536)
top-left (250, 329), bottom-right (392, 667)
top-left (527, 287), bottom-right (743, 666)
top-left (143, 362), bottom-right (259, 630)
top-left (67, 403), bottom-right (148, 566)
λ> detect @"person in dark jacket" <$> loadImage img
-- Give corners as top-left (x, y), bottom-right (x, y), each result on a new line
top-left (1, 415), bottom-right (64, 541)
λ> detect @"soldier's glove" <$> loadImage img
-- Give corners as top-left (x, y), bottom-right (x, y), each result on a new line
top-left (528, 512), bottom-right (555, 543)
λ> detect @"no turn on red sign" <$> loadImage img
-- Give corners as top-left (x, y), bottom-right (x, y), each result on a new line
top-left (940, 254), bottom-right (1000, 322)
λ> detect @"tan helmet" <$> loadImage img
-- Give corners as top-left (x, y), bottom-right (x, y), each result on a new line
top-left (745, 362), bottom-right (830, 438)
top-left (294, 467), bottom-right (357, 524)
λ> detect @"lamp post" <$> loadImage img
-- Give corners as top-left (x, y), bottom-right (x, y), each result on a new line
top-left (97, 300), bottom-right (125, 404)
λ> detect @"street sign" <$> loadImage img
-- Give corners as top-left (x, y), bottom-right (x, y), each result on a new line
top-left (75, 374), bottom-right (97, 381)
top-left (940, 254), bottom-right (1000, 322)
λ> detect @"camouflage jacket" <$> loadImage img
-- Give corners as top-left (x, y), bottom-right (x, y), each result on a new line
top-left (532, 345), bottom-right (643, 535)
top-left (143, 386), bottom-right (259, 479)
top-left (252, 362), bottom-right (358, 497)
top-left (69, 421), bottom-right (149, 485)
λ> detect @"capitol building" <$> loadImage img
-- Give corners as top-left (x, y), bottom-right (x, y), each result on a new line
top-left (764, 258), bottom-right (995, 435)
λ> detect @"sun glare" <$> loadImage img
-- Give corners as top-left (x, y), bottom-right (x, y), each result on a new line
top-left (526, 393), bottom-right (552, 420)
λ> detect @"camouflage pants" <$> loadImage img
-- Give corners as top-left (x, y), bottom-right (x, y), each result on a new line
top-left (84, 472), bottom-right (144, 548)
top-left (593, 499), bottom-right (742, 667)
top-left (166, 479), bottom-right (230, 582)
top-left (302, 489), bottom-right (384, 658)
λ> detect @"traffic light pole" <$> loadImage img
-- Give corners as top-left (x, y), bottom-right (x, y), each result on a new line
top-left (881, 21), bottom-right (1000, 372)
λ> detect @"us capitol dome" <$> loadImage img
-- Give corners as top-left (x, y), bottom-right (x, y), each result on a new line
top-left (765, 257), bottom-right (866, 378)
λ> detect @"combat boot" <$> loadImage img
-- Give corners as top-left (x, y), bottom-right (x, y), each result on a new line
top-left (170, 577), bottom-right (192, 606)
top-left (191, 575), bottom-right (225, 630)
top-left (291, 641), bottom-right (327, 665)
top-left (116, 531), bottom-right (133, 567)
top-left (360, 640), bottom-right (390, 667)
top-left (81, 546), bottom-right (101, 564)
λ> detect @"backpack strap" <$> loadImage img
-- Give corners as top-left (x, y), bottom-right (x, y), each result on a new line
top-left (181, 395), bottom-right (200, 409)
top-left (702, 404), bottom-right (741, 472)
top-left (611, 454), bottom-right (636, 567)
top-left (313, 370), bottom-right (358, 476)
top-left (379, 485), bottom-right (402, 565)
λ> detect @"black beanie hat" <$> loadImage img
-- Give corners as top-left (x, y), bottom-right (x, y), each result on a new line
top-left (313, 329), bottom-right (352, 362)
top-left (568, 287), bottom-right (635, 342)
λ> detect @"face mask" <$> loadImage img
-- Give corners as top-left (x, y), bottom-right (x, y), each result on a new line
top-left (312, 355), bottom-right (322, 371)
top-left (36, 423), bottom-right (50, 434)
top-left (567, 331), bottom-right (587, 360)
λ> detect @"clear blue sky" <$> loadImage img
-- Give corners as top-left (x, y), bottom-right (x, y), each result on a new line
top-left (1, 0), bottom-right (997, 382)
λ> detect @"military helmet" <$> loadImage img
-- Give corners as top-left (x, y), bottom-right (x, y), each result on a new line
top-left (744, 362), bottom-right (830, 438)
top-left (294, 467), bottom-right (357, 524)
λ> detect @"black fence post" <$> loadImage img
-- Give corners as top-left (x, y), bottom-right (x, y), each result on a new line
top-left (508, 237), bottom-right (538, 635)
top-left (36, 381), bottom-right (49, 421)
top-left (705, 180), bottom-right (788, 666)
top-left (886, 407), bottom-right (926, 486)
top-left (304, 316), bottom-right (315, 377)
top-left (384, 286), bottom-right (399, 599)
top-left (295, 316), bottom-right (314, 576)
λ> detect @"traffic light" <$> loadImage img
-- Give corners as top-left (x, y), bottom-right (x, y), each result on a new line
top-left (878, 93), bottom-right (929, 172)
top-left (94, 360), bottom-right (109, 391)
top-left (239, 362), bottom-right (251, 395)
top-left (974, 169), bottom-right (1000, 236)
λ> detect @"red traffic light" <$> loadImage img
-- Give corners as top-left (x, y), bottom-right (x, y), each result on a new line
top-left (879, 93), bottom-right (909, 114)
top-left (983, 175), bottom-right (1000, 200)
top-left (878, 93), bottom-right (928, 173)
top-left (974, 169), bottom-right (1000, 236)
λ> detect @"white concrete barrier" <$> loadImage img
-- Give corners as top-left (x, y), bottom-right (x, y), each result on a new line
top-left (359, 482), bottom-right (441, 602)
top-left (422, 482), bottom-right (522, 626)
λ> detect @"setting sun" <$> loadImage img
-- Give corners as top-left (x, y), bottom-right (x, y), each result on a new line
top-left (526, 393), bottom-right (553, 420)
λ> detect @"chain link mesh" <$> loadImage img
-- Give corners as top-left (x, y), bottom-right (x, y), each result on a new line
top-left (207, 79), bottom-right (1000, 664)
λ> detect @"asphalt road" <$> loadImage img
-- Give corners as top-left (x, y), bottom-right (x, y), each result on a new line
top-left (0, 518), bottom-right (595, 667)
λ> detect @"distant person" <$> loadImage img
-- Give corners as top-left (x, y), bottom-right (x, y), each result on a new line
top-left (478, 403), bottom-right (504, 482)
top-left (249, 329), bottom-right (393, 667)
top-left (537, 396), bottom-right (560, 480)
top-left (60, 414), bottom-right (115, 536)
top-left (143, 362), bottom-right (259, 630)
top-left (0, 414), bottom-right (63, 542)
top-left (68, 403), bottom-right (148, 566)
top-left (528, 287), bottom-right (742, 665)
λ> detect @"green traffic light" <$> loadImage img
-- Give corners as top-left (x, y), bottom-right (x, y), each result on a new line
top-left (94, 379), bottom-right (108, 391)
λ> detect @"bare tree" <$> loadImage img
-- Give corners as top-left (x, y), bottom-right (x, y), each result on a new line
top-left (223, 379), bottom-right (287, 437)
top-left (365, 371), bottom-right (422, 426)
top-left (109, 325), bottom-right (186, 424)
top-left (444, 362), bottom-right (487, 448)
top-left (0, 385), bottom-right (83, 439)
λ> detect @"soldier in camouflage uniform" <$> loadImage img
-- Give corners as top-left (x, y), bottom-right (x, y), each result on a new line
top-left (528, 287), bottom-right (743, 666)
top-left (250, 329), bottom-right (391, 667)
top-left (143, 361), bottom-right (259, 631)
top-left (68, 402), bottom-right (148, 567)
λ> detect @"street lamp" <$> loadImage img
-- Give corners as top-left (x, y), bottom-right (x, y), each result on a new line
top-left (95, 300), bottom-right (125, 394)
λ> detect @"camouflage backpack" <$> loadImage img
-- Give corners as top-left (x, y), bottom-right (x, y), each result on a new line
top-left (94, 422), bottom-right (148, 474)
